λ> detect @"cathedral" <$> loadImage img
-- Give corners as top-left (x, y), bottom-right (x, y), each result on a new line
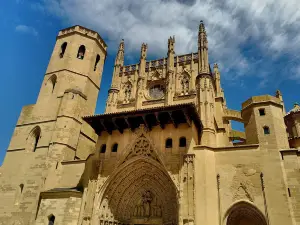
top-left (1, 21), bottom-right (300, 225)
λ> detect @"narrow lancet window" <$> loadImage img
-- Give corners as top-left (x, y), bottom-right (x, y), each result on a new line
top-left (47, 75), bottom-right (57, 93)
top-left (77, 45), bottom-right (86, 59)
top-left (60, 42), bottom-right (67, 58)
top-left (94, 54), bottom-right (100, 71)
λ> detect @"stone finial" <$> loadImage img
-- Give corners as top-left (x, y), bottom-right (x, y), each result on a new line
top-left (168, 36), bottom-right (175, 54)
top-left (140, 43), bottom-right (148, 60)
top-left (199, 20), bottom-right (206, 34)
top-left (115, 39), bottom-right (125, 66)
top-left (276, 89), bottom-right (282, 97)
top-left (119, 39), bottom-right (125, 51)
top-left (213, 63), bottom-right (220, 76)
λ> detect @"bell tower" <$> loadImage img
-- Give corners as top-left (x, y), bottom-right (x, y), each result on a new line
top-left (6, 25), bottom-right (107, 163)
top-left (37, 25), bottom-right (107, 116)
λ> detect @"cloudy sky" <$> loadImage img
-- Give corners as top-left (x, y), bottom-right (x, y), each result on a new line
top-left (0, 0), bottom-right (299, 164)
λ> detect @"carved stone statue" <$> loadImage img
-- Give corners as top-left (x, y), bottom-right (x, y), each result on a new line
top-left (142, 190), bottom-right (152, 216)
top-left (181, 76), bottom-right (189, 95)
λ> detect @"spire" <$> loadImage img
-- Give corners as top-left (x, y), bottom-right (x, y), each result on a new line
top-left (198, 20), bottom-right (207, 47)
top-left (115, 39), bottom-right (124, 66)
top-left (198, 21), bottom-right (209, 74)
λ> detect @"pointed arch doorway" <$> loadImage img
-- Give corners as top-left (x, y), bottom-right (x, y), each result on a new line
top-left (96, 135), bottom-right (179, 225)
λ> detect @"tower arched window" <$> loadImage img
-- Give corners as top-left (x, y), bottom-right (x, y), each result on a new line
top-left (60, 42), bottom-right (67, 58)
top-left (179, 137), bottom-right (186, 147)
top-left (112, 143), bottom-right (118, 152)
top-left (165, 138), bottom-right (172, 148)
top-left (94, 54), bottom-right (100, 71)
top-left (48, 214), bottom-right (55, 225)
top-left (46, 75), bottom-right (57, 93)
top-left (263, 126), bottom-right (270, 135)
top-left (26, 126), bottom-right (41, 152)
top-left (100, 144), bottom-right (106, 153)
top-left (77, 45), bottom-right (86, 60)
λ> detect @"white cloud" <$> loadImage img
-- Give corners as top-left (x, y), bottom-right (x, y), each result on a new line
top-left (15, 25), bottom-right (38, 36)
top-left (39, 0), bottom-right (300, 83)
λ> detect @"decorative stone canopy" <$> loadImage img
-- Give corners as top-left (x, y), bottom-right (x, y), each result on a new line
top-left (83, 103), bottom-right (202, 135)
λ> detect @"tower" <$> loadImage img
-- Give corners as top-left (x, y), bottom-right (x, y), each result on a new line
top-left (0, 25), bottom-right (107, 225)
top-left (35, 25), bottom-right (107, 161)
top-left (241, 95), bottom-right (289, 149)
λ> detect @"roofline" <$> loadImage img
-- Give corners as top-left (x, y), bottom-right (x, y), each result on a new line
top-left (83, 103), bottom-right (198, 118)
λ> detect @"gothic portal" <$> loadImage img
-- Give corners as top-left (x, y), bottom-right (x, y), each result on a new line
top-left (0, 22), bottom-right (299, 225)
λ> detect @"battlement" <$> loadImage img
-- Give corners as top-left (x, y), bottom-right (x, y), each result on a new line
top-left (58, 25), bottom-right (107, 52)
top-left (242, 95), bottom-right (282, 110)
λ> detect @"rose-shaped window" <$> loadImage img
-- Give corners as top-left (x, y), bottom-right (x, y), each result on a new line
top-left (149, 84), bottom-right (165, 99)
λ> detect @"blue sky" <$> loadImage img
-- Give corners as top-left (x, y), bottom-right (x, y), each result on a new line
top-left (0, 0), bottom-right (299, 165)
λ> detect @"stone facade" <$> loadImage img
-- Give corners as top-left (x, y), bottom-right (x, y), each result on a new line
top-left (0, 22), bottom-right (299, 225)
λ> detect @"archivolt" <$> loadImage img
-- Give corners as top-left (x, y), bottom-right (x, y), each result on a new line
top-left (96, 135), bottom-right (178, 224)
top-left (224, 201), bottom-right (267, 225)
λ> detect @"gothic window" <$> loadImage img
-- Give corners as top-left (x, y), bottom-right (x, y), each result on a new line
top-left (46, 75), bottom-right (57, 93)
top-left (112, 143), bottom-right (118, 152)
top-left (263, 126), bottom-right (270, 135)
top-left (100, 144), bottom-right (106, 153)
top-left (59, 42), bottom-right (67, 58)
top-left (181, 76), bottom-right (189, 95)
top-left (149, 84), bottom-right (165, 99)
top-left (94, 54), bottom-right (100, 71)
top-left (77, 45), bottom-right (86, 59)
top-left (48, 214), bottom-right (55, 225)
top-left (124, 83), bottom-right (132, 103)
top-left (26, 126), bottom-right (41, 152)
top-left (179, 137), bottom-right (186, 147)
top-left (165, 138), bottom-right (172, 148)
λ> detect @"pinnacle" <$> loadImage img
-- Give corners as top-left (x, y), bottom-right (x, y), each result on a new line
top-left (199, 20), bottom-right (206, 33)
